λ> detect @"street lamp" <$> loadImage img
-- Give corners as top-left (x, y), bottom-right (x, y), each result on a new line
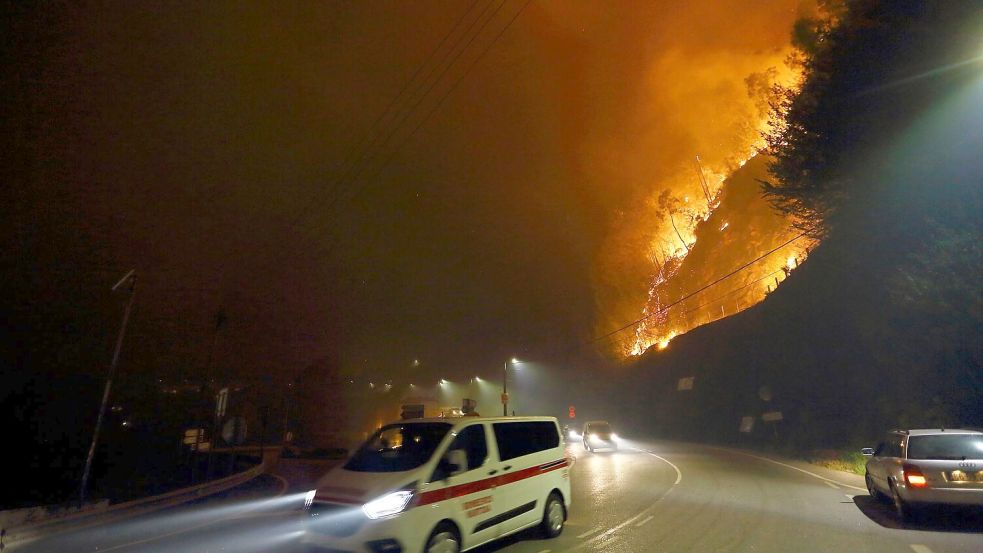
top-left (502, 358), bottom-right (520, 416)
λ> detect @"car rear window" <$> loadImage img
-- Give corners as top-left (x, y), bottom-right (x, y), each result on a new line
top-left (493, 421), bottom-right (560, 461)
top-left (907, 434), bottom-right (983, 460)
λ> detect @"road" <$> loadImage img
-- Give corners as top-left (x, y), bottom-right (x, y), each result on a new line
top-left (15, 440), bottom-right (983, 552)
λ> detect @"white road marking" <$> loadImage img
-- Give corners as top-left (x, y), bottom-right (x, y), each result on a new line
top-left (714, 448), bottom-right (867, 491)
top-left (535, 550), bottom-right (551, 553)
top-left (910, 545), bottom-right (934, 553)
top-left (563, 449), bottom-right (684, 552)
top-left (577, 528), bottom-right (602, 539)
top-left (635, 515), bottom-right (654, 527)
top-left (640, 450), bottom-right (683, 485)
top-left (824, 481), bottom-right (839, 489)
top-left (845, 494), bottom-right (856, 499)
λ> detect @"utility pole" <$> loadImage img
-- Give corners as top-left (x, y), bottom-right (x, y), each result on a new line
top-left (204, 310), bottom-right (227, 481)
top-left (502, 361), bottom-right (508, 417)
top-left (80, 269), bottom-right (136, 507)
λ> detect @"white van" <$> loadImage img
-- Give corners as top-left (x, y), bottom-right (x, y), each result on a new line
top-left (301, 416), bottom-right (571, 553)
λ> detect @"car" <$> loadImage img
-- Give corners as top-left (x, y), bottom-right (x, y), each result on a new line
top-left (582, 420), bottom-right (618, 452)
top-left (862, 428), bottom-right (983, 520)
top-left (302, 416), bottom-right (571, 553)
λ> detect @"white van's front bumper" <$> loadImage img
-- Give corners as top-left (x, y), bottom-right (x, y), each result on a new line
top-left (300, 502), bottom-right (426, 553)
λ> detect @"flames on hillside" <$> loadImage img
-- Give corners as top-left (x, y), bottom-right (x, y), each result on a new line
top-left (593, 117), bottom-right (820, 359)
top-left (615, 150), bottom-right (818, 358)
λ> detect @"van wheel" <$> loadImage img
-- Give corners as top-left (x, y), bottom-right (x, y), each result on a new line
top-left (540, 492), bottom-right (565, 538)
top-left (425, 522), bottom-right (460, 553)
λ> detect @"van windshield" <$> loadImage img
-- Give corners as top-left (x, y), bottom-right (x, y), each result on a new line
top-left (344, 423), bottom-right (452, 472)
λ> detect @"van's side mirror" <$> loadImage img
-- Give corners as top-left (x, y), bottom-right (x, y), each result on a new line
top-left (444, 449), bottom-right (467, 477)
top-left (433, 449), bottom-right (468, 481)
top-left (860, 447), bottom-right (875, 457)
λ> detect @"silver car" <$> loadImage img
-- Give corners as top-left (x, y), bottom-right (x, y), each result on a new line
top-left (863, 428), bottom-right (983, 520)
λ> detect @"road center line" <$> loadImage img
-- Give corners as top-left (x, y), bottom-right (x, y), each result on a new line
top-left (910, 545), bottom-right (934, 553)
top-left (635, 515), bottom-right (654, 527)
top-left (576, 528), bottom-right (602, 539)
top-left (824, 481), bottom-right (839, 489)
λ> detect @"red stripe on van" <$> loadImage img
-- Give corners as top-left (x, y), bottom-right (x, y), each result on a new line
top-left (416, 458), bottom-right (568, 506)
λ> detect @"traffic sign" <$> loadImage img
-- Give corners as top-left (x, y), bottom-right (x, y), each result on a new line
top-left (222, 417), bottom-right (248, 445)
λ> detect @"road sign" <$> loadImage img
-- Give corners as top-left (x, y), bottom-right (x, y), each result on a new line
top-left (215, 388), bottom-right (229, 417)
top-left (222, 417), bottom-right (247, 445)
top-left (761, 411), bottom-right (784, 422)
top-left (568, 405), bottom-right (575, 419)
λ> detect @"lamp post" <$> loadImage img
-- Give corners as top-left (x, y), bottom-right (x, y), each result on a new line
top-left (80, 269), bottom-right (136, 506)
top-left (502, 358), bottom-right (518, 416)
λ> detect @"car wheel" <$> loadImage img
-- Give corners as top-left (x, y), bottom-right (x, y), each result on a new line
top-left (540, 492), bottom-right (565, 538)
top-left (865, 472), bottom-right (883, 502)
top-left (889, 480), bottom-right (913, 522)
top-left (425, 522), bottom-right (460, 553)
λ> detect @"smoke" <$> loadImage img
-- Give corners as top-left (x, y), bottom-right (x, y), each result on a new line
top-left (532, 1), bottom-right (817, 356)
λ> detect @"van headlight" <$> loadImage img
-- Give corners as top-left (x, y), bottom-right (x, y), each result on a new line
top-left (362, 490), bottom-right (415, 519)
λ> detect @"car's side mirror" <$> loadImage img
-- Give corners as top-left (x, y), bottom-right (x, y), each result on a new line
top-left (860, 447), bottom-right (875, 457)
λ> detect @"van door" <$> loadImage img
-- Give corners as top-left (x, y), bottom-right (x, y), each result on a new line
top-left (416, 423), bottom-right (499, 548)
top-left (490, 421), bottom-right (563, 536)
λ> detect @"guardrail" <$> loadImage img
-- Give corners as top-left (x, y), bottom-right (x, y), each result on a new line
top-left (2, 463), bottom-right (265, 549)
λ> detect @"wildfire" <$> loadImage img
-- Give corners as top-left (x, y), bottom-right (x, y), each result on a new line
top-left (586, 0), bottom-right (823, 360)
top-left (623, 148), bottom-right (817, 357)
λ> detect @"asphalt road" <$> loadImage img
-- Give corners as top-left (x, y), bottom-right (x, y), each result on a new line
top-left (15, 440), bottom-right (983, 552)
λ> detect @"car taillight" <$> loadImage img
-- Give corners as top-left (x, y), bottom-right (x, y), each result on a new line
top-left (903, 463), bottom-right (928, 488)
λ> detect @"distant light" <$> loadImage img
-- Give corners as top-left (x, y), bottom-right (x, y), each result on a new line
top-left (719, 222), bottom-right (729, 231)
top-left (786, 256), bottom-right (797, 269)
top-left (511, 358), bottom-right (519, 364)
top-left (474, 376), bottom-right (482, 382)
top-left (412, 359), bottom-right (420, 367)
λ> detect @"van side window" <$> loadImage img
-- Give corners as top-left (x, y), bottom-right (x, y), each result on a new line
top-left (493, 421), bottom-right (559, 461)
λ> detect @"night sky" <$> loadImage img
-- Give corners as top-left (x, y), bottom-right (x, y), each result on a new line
top-left (2, 1), bottom-right (811, 390)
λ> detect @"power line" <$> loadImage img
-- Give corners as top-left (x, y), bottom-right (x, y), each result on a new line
top-left (283, 0), bottom-right (485, 231)
top-left (245, 0), bottom-right (516, 276)
top-left (294, 0), bottom-right (511, 242)
top-left (283, 0), bottom-right (533, 263)
top-left (584, 232), bottom-right (808, 347)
